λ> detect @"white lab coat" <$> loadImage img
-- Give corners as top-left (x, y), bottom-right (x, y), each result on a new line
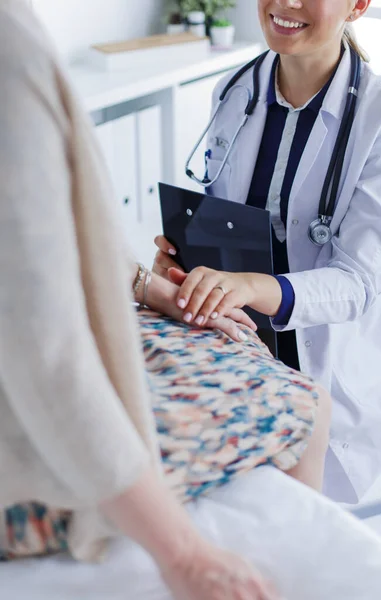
top-left (205, 46), bottom-right (381, 503)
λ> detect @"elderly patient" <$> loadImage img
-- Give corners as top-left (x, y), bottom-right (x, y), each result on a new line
top-left (0, 3), bottom-right (331, 599)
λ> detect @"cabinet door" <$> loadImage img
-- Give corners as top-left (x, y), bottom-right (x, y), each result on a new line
top-left (136, 105), bottom-right (163, 268)
top-left (111, 114), bottom-right (139, 232)
top-left (95, 115), bottom-right (140, 250)
top-left (174, 72), bottom-right (231, 192)
top-left (95, 120), bottom-right (115, 176)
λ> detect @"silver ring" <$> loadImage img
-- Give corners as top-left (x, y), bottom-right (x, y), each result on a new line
top-left (214, 285), bottom-right (227, 295)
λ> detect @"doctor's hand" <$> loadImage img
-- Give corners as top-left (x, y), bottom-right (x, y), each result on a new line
top-left (143, 268), bottom-right (257, 342)
top-left (168, 267), bottom-right (282, 325)
top-left (152, 235), bottom-right (184, 280)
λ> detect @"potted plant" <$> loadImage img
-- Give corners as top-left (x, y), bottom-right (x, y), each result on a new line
top-left (165, 0), bottom-right (186, 35)
top-left (180, 0), bottom-right (207, 37)
top-left (167, 12), bottom-right (186, 35)
top-left (206, 0), bottom-right (236, 48)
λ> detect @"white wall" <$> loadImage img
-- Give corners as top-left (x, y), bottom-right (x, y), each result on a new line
top-left (229, 0), bottom-right (265, 45)
top-left (355, 16), bottom-right (381, 73)
top-left (31, 0), bottom-right (264, 64)
top-left (32, 0), bottom-right (165, 64)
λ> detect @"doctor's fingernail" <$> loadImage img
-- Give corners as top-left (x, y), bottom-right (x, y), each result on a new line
top-left (178, 298), bottom-right (187, 309)
top-left (184, 312), bottom-right (193, 323)
top-left (238, 331), bottom-right (248, 342)
top-left (211, 312), bottom-right (219, 320)
top-left (195, 315), bottom-right (205, 326)
top-left (168, 248), bottom-right (177, 256)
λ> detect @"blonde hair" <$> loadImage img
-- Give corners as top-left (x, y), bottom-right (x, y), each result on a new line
top-left (343, 23), bottom-right (369, 62)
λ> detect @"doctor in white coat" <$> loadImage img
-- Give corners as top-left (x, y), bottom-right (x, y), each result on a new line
top-left (154, 0), bottom-right (381, 504)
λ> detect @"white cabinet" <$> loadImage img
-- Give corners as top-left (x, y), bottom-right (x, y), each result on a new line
top-left (94, 119), bottom-right (114, 173)
top-left (95, 114), bottom-right (138, 230)
top-left (173, 72), bottom-right (231, 192)
top-left (111, 114), bottom-right (139, 232)
top-left (136, 105), bottom-right (163, 267)
top-left (93, 71), bottom-right (240, 268)
top-left (95, 106), bottom-right (162, 269)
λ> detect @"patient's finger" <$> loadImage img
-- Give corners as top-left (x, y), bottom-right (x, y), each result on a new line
top-left (261, 579), bottom-right (282, 600)
top-left (154, 235), bottom-right (177, 256)
top-left (168, 267), bottom-right (187, 286)
top-left (227, 309), bottom-right (257, 332)
top-left (211, 317), bottom-right (249, 343)
top-left (246, 577), bottom-right (280, 600)
top-left (152, 250), bottom-right (179, 278)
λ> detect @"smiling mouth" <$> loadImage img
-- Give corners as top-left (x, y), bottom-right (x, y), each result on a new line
top-left (270, 14), bottom-right (308, 30)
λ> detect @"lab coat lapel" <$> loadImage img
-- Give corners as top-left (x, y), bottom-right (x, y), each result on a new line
top-left (289, 45), bottom-right (352, 207)
top-left (228, 51), bottom-right (276, 205)
top-left (290, 113), bottom-right (328, 202)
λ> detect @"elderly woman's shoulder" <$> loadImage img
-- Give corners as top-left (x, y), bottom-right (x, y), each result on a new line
top-left (0, 1), bottom-right (55, 74)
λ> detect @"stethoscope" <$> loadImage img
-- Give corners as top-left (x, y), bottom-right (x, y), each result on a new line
top-left (185, 48), bottom-right (361, 246)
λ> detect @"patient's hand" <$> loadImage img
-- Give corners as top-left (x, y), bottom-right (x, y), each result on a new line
top-left (162, 538), bottom-right (280, 600)
top-left (208, 311), bottom-right (256, 342)
top-left (161, 293), bottom-right (257, 343)
top-left (164, 301), bottom-right (256, 343)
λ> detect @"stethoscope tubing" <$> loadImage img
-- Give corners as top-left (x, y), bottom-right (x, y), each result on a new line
top-left (185, 47), bottom-right (361, 244)
top-left (185, 51), bottom-right (268, 188)
top-left (318, 49), bottom-right (361, 221)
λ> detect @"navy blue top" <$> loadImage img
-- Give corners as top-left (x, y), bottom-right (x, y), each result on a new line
top-left (246, 56), bottom-right (333, 369)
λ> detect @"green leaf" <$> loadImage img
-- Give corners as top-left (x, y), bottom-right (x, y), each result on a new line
top-left (212, 18), bottom-right (232, 27)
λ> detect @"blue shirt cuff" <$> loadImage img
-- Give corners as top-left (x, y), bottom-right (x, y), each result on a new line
top-left (273, 275), bottom-right (295, 326)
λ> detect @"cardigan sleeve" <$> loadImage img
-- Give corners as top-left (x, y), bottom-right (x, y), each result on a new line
top-left (0, 9), bottom-right (150, 509)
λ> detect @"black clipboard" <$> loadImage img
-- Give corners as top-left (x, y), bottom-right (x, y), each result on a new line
top-left (159, 183), bottom-right (278, 357)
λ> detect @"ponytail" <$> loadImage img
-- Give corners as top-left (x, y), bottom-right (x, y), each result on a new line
top-left (343, 23), bottom-right (369, 62)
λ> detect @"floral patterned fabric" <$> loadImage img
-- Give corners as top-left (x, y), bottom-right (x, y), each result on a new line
top-left (140, 310), bottom-right (318, 501)
top-left (0, 309), bottom-right (318, 559)
top-left (0, 504), bottom-right (69, 561)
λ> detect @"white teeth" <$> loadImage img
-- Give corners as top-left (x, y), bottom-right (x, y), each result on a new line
top-left (273, 16), bottom-right (305, 28)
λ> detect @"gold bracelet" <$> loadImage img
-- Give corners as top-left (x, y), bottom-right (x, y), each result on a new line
top-left (133, 263), bottom-right (146, 297)
top-left (143, 270), bottom-right (152, 307)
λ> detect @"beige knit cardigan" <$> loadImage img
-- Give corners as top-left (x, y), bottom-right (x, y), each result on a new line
top-left (0, 0), bottom-right (159, 561)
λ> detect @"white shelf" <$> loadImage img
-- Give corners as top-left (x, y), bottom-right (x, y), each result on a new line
top-left (68, 42), bottom-right (262, 112)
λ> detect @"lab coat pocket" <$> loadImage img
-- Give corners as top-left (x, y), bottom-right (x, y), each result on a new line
top-left (207, 159), bottom-right (231, 200)
top-left (334, 331), bottom-right (380, 408)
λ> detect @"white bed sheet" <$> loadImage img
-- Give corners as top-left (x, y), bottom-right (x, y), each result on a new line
top-left (2, 466), bottom-right (381, 600)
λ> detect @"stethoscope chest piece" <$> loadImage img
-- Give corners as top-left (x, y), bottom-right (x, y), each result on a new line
top-left (308, 218), bottom-right (333, 246)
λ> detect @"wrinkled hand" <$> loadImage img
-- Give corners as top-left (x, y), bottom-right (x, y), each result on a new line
top-left (152, 235), bottom-right (182, 280)
top-left (168, 266), bottom-right (257, 326)
top-left (210, 315), bottom-right (255, 342)
top-left (162, 539), bottom-right (280, 600)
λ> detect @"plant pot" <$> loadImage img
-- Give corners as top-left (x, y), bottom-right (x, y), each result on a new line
top-left (187, 11), bottom-right (206, 38)
top-left (167, 23), bottom-right (186, 35)
top-left (210, 24), bottom-right (235, 48)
